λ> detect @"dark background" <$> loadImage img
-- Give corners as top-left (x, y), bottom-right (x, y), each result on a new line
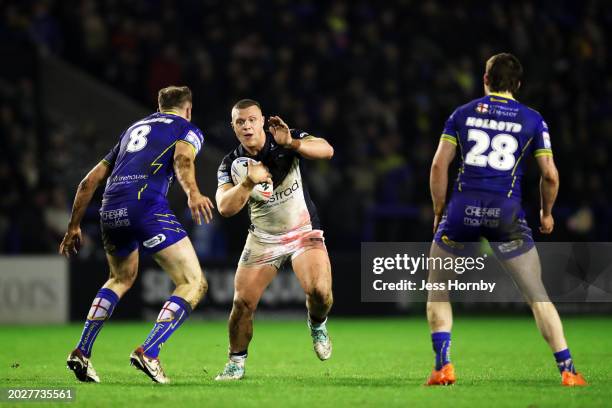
top-left (1, 0), bottom-right (610, 316)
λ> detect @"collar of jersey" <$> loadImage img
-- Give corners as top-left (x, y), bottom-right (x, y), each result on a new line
top-left (238, 132), bottom-right (272, 159)
top-left (160, 110), bottom-right (181, 116)
top-left (488, 92), bottom-right (516, 101)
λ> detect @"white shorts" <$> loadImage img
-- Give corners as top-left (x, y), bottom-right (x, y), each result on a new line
top-left (238, 226), bottom-right (327, 269)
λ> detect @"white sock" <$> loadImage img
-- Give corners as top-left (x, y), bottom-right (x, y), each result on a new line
top-left (309, 317), bottom-right (327, 330)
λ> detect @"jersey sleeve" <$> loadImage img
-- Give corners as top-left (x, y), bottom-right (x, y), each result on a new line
top-left (101, 141), bottom-right (120, 167)
top-left (178, 125), bottom-right (204, 156)
top-left (217, 155), bottom-right (233, 187)
top-left (290, 128), bottom-right (315, 140)
top-left (532, 117), bottom-right (553, 157)
top-left (440, 110), bottom-right (459, 146)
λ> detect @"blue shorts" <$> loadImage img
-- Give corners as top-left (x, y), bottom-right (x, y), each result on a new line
top-left (100, 200), bottom-right (187, 257)
top-left (433, 191), bottom-right (534, 259)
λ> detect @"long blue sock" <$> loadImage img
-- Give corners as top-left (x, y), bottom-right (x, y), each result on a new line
top-left (141, 296), bottom-right (192, 358)
top-left (554, 349), bottom-right (576, 374)
top-left (76, 288), bottom-right (120, 358)
top-left (432, 332), bottom-right (451, 370)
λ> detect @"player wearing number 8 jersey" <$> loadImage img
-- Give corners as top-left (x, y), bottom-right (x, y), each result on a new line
top-left (425, 54), bottom-right (586, 386)
top-left (60, 86), bottom-right (214, 384)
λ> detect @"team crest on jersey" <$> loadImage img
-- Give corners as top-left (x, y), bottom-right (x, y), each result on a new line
top-left (476, 103), bottom-right (489, 113)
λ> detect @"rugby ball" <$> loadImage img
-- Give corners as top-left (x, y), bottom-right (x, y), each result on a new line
top-left (230, 157), bottom-right (273, 201)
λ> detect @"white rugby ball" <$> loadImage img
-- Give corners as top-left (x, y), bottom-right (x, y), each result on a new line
top-left (230, 157), bottom-right (273, 201)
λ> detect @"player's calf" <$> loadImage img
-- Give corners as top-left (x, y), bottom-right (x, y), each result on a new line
top-left (73, 288), bottom-right (120, 360)
top-left (426, 301), bottom-right (452, 332)
top-left (215, 296), bottom-right (256, 379)
top-left (176, 272), bottom-right (208, 309)
top-left (305, 286), bottom-right (333, 321)
top-left (229, 296), bottom-right (257, 347)
top-left (305, 288), bottom-right (333, 361)
top-left (131, 294), bottom-right (192, 383)
top-left (139, 295), bottom-right (193, 360)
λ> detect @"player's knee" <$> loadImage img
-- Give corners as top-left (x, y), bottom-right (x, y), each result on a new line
top-left (198, 275), bottom-right (208, 297)
top-left (111, 268), bottom-right (137, 290)
top-left (232, 296), bottom-right (257, 317)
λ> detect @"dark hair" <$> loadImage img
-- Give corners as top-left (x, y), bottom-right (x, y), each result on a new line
top-left (486, 53), bottom-right (523, 94)
top-left (158, 86), bottom-right (192, 111)
top-left (232, 98), bottom-right (262, 111)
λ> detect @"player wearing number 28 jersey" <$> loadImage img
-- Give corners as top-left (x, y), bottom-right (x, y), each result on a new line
top-left (433, 74), bottom-right (551, 258)
top-left (426, 54), bottom-right (586, 387)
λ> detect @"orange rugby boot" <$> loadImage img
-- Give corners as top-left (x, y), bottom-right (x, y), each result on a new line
top-left (426, 363), bottom-right (456, 386)
top-left (561, 371), bottom-right (587, 386)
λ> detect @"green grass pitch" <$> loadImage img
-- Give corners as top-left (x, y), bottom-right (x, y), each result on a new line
top-left (1, 317), bottom-right (610, 407)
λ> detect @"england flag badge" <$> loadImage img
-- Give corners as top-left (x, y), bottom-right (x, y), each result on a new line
top-left (476, 103), bottom-right (489, 113)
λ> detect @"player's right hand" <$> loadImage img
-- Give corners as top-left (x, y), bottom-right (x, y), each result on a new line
top-left (539, 210), bottom-right (554, 234)
top-left (188, 192), bottom-right (215, 225)
top-left (59, 226), bottom-right (82, 258)
top-left (246, 160), bottom-right (272, 185)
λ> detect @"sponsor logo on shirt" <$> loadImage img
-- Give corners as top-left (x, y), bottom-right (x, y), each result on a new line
top-left (497, 239), bottom-right (524, 253)
top-left (143, 234), bottom-right (166, 248)
top-left (100, 207), bottom-right (131, 228)
top-left (184, 130), bottom-right (202, 153)
top-left (542, 132), bottom-right (551, 149)
top-left (267, 180), bottom-right (300, 204)
top-left (109, 174), bottom-right (149, 185)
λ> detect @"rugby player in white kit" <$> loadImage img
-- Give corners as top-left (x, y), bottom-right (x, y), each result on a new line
top-left (215, 99), bottom-right (334, 380)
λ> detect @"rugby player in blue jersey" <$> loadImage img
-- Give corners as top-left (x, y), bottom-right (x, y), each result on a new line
top-left (214, 99), bottom-right (334, 380)
top-left (426, 54), bottom-right (586, 386)
top-left (59, 86), bottom-right (214, 384)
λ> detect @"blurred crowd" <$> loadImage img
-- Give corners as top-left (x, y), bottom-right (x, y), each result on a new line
top-left (0, 76), bottom-right (76, 252)
top-left (1, 0), bottom-right (611, 253)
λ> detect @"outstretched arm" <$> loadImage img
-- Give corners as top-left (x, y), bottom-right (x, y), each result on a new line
top-left (268, 116), bottom-right (334, 160)
top-left (536, 154), bottom-right (559, 234)
top-left (173, 141), bottom-right (214, 225)
top-left (59, 161), bottom-right (112, 257)
top-left (430, 139), bottom-right (457, 234)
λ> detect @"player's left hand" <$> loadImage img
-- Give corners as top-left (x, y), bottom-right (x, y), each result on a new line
top-left (539, 210), bottom-right (554, 234)
top-left (188, 191), bottom-right (215, 225)
top-left (59, 226), bottom-right (82, 258)
top-left (268, 116), bottom-right (292, 147)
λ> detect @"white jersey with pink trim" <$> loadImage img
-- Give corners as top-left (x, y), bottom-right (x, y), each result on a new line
top-left (217, 130), bottom-right (320, 240)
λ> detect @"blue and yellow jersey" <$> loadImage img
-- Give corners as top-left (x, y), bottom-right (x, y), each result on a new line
top-left (441, 93), bottom-right (552, 199)
top-left (101, 112), bottom-right (204, 203)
